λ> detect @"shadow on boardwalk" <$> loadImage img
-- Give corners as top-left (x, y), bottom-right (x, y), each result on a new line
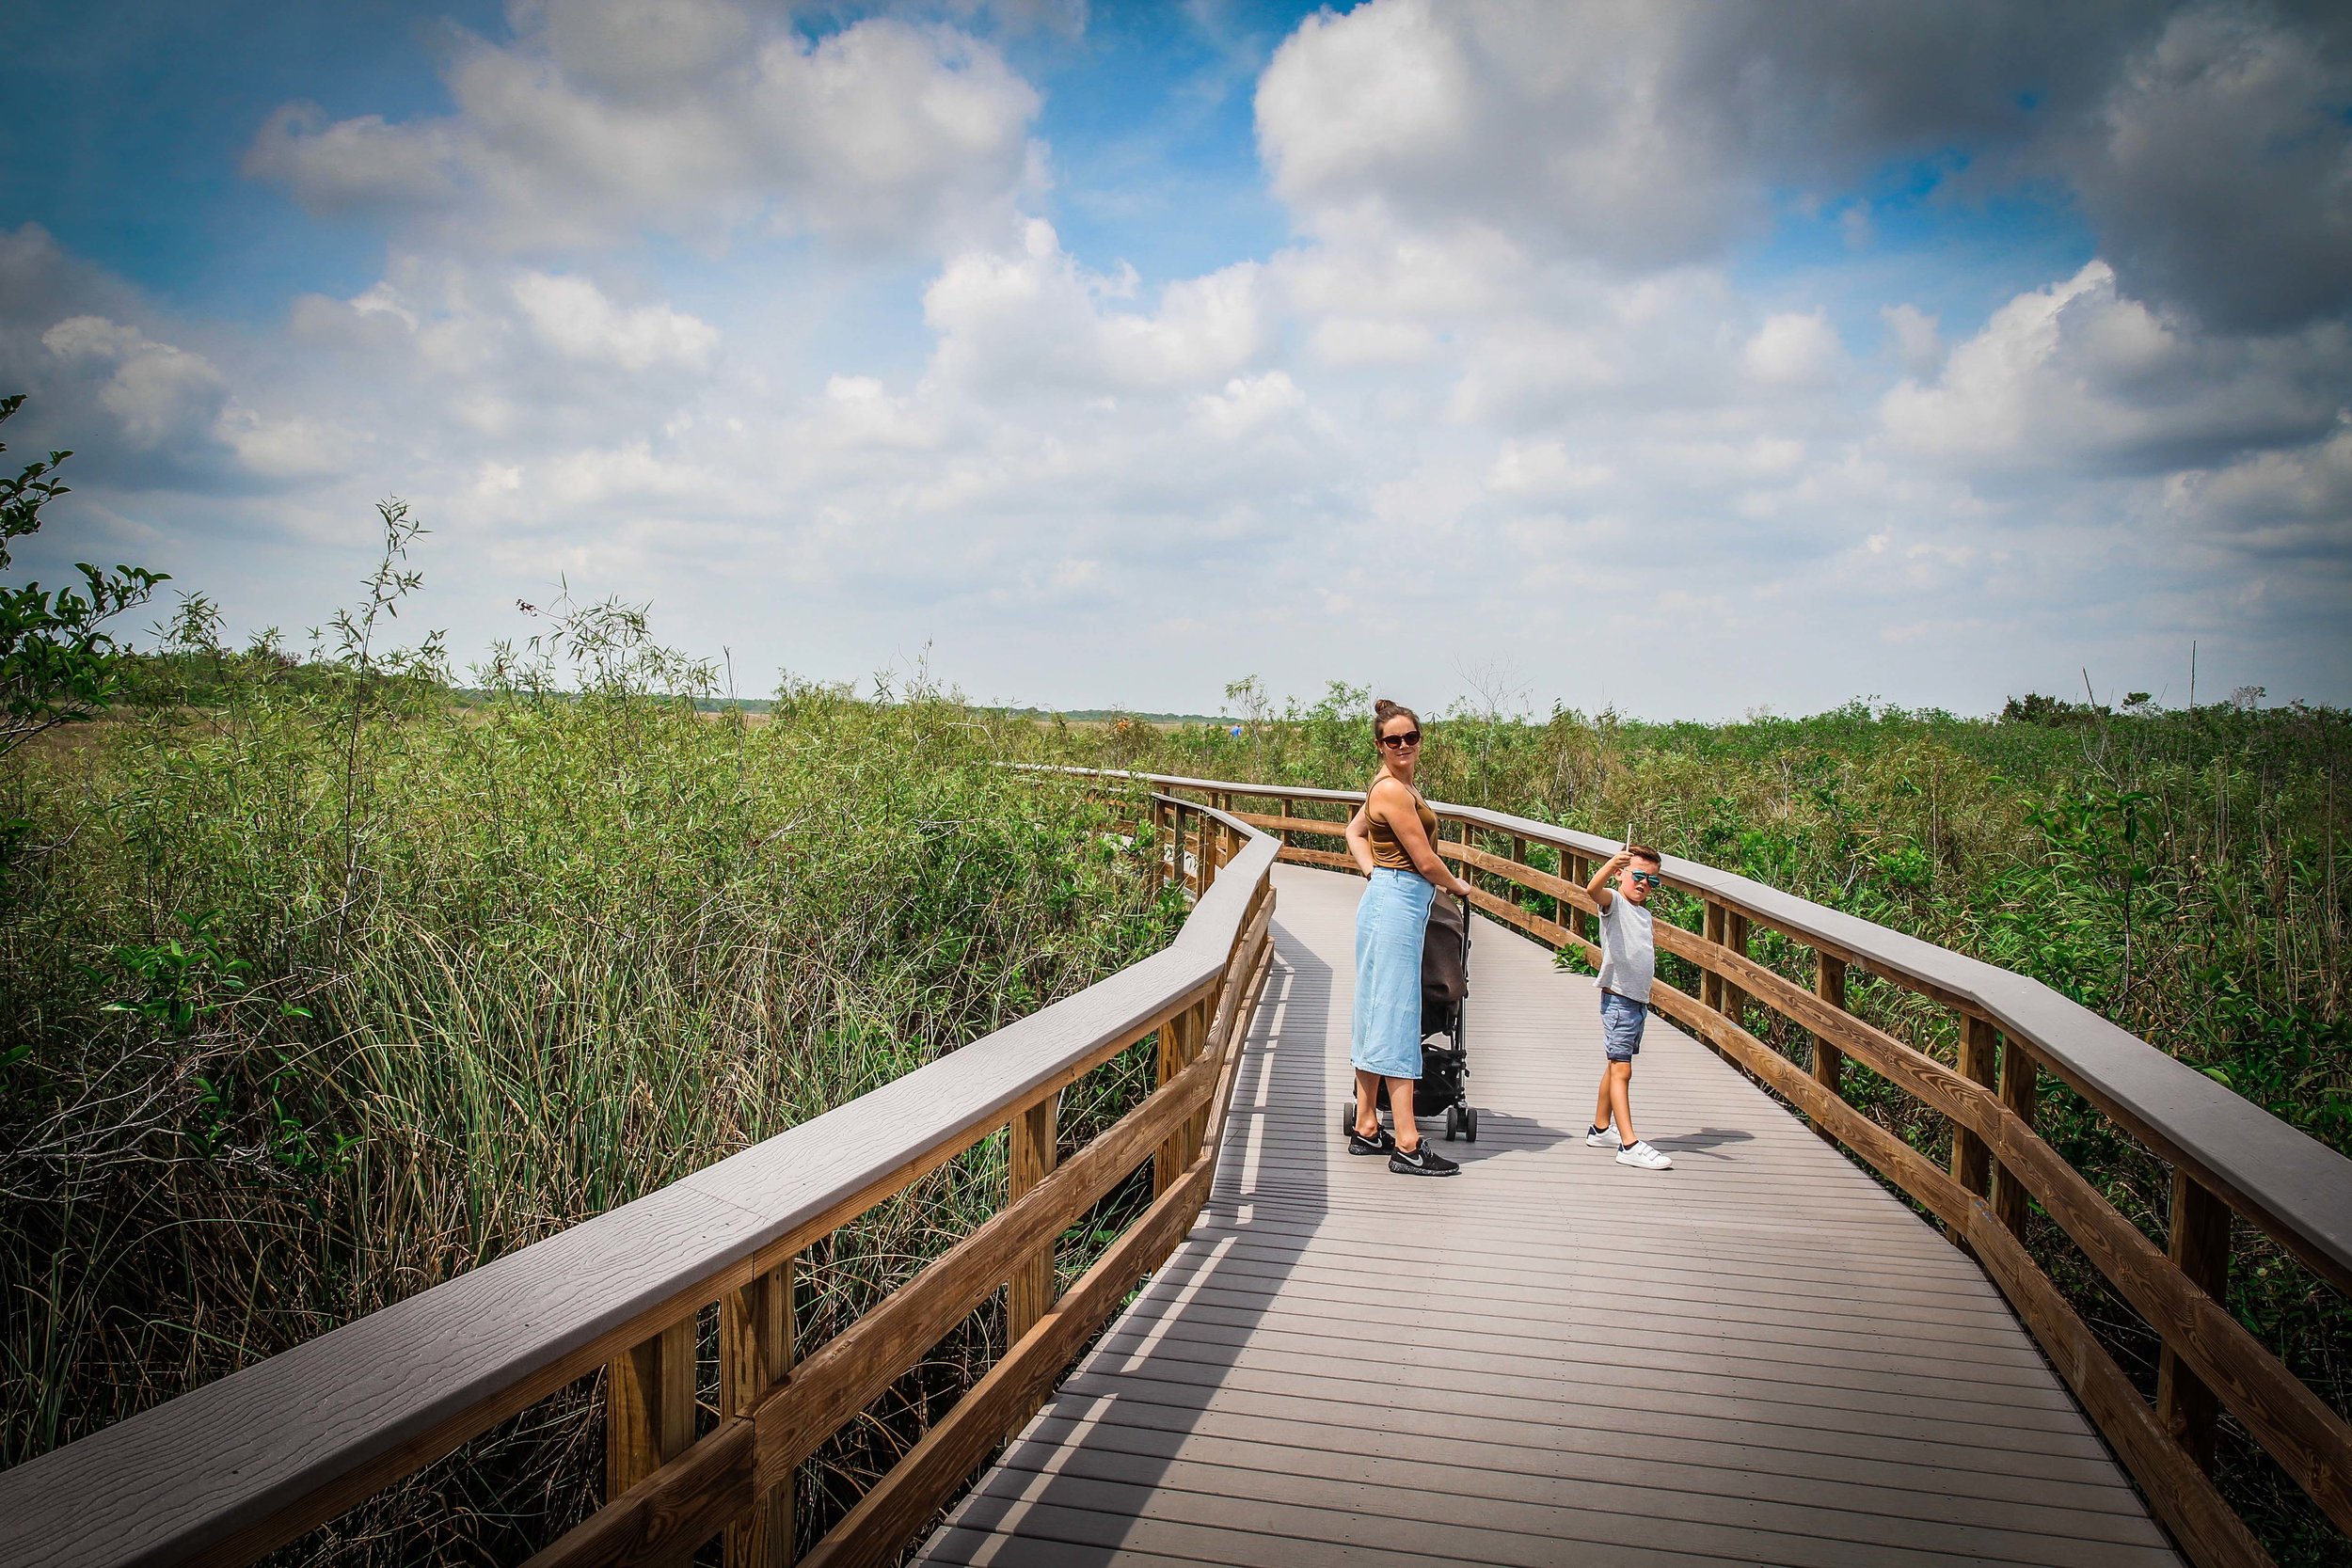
top-left (918, 865), bottom-right (2182, 1568)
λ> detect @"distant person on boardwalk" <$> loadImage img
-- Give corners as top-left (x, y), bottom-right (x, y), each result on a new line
top-left (1343, 700), bottom-right (1474, 1178)
top-left (1585, 847), bottom-right (1674, 1170)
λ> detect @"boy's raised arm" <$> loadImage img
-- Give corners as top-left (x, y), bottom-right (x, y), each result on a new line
top-left (1587, 849), bottom-right (1630, 911)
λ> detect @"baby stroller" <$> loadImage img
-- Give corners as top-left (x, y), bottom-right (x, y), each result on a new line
top-left (1339, 890), bottom-right (1479, 1143)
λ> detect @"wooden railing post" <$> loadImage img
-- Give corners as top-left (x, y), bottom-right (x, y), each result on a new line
top-left (1700, 901), bottom-right (1726, 1012)
top-left (2158, 1171), bottom-right (2233, 1470)
top-left (607, 1319), bottom-right (694, 1560)
top-left (1993, 1040), bottom-right (2039, 1238)
top-left (1009, 1096), bottom-right (1059, 1343)
top-left (723, 1260), bottom-right (796, 1567)
top-left (1152, 1007), bottom-right (1191, 1196)
top-left (1565, 853), bottom-right (1589, 940)
top-left (1722, 910), bottom-right (1750, 1031)
top-left (1185, 991), bottom-right (1215, 1166)
top-left (1953, 1014), bottom-right (1999, 1198)
top-left (1810, 953), bottom-right (1847, 1142)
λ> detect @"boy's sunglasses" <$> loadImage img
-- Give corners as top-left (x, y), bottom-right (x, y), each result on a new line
top-left (1629, 871), bottom-right (1663, 887)
top-left (1379, 730), bottom-right (1422, 749)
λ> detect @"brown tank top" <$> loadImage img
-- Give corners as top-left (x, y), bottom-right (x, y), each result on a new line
top-left (1368, 779), bottom-right (1439, 871)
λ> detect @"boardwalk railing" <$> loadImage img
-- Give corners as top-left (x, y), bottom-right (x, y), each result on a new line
top-left (0, 794), bottom-right (1277, 1568)
top-left (1088, 768), bottom-right (2352, 1568)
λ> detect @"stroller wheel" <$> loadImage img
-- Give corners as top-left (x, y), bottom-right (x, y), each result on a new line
top-left (1444, 1105), bottom-right (1463, 1142)
top-left (1463, 1106), bottom-right (1479, 1143)
top-left (1338, 1103), bottom-right (1354, 1138)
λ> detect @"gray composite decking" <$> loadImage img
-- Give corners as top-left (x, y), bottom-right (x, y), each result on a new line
top-left (917, 864), bottom-right (2182, 1568)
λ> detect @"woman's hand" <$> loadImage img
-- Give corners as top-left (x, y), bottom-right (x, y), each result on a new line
top-left (1449, 875), bottom-right (1473, 899)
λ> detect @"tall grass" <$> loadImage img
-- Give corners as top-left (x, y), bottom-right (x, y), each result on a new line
top-left (0, 605), bottom-right (1179, 1559)
top-left (1045, 683), bottom-right (2351, 1565)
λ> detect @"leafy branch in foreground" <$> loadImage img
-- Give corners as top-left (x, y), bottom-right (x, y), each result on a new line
top-left (0, 394), bottom-right (167, 767)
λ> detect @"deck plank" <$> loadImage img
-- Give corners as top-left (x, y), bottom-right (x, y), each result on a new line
top-left (917, 865), bottom-right (2183, 1567)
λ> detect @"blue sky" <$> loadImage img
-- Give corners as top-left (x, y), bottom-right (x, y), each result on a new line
top-left (3, 0), bottom-right (2347, 717)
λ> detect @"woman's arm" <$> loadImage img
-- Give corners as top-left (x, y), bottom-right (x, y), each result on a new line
top-left (1373, 780), bottom-right (1471, 896)
top-left (1344, 802), bottom-right (1376, 876)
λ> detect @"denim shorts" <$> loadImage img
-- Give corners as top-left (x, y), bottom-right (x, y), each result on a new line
top-left (1600, 990), bottom-right (1648, 1062)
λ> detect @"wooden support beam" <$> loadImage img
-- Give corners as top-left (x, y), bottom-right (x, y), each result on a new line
top-left (1721, 911), bottom-right (1750, 1030)
top-left (1008, 1097), bottom-right (1058, 1345)
top-left (1152, 1007), bottom-right (1194, 1196)
top-left (1994, 1041), bottom-right (2039, 1238)
top-left (795, 1149), bottom-right (1223, 1568)
top-left (607, 1319), bottom-right (695, 1562)
top-left (1953, 1015), bottom-right (1999, 1197)
top-left (2159, 1170), bottom-right (2233, 1472)
top-left (1810, 953), bottom-right (1847, 1143)
top-left (1949, 1013), bottom-right (2001, 1251)
top-left (1700, 902), bottom-right (1726, 1013)
top-left (723, 1261), bottom-right (795, 1568)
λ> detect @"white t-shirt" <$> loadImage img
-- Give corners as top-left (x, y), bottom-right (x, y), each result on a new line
top-left (1596, 893), bottom-right (1655, 1003)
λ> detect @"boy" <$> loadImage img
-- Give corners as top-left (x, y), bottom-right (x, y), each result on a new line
top-left (1585, 846), bottom-right (1673, 1170)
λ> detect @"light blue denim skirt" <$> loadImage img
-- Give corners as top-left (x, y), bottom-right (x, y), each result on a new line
top-left (1351, 867), bottom-right (1434, 1079)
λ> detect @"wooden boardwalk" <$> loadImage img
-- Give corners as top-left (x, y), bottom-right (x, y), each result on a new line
top-left (918, 864), bottom-right (2182, 1567)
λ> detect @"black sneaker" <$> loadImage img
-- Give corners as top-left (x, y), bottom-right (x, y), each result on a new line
top-left (1346, 1125), bottom-right (1395, 1156)
top-left (1389, 1142), bottom-right (1460, 1178)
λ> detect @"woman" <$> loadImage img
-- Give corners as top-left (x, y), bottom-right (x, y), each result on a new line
top-left (1344, 700), bottom-right (1474, 1177)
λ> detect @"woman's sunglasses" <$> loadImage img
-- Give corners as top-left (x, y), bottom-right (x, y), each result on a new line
top-left (1379, 730), bottom-right (1422, 749)
top-left (1629, 871), bottom-right (1663, 887)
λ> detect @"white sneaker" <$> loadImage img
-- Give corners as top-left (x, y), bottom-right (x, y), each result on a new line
top-left (1584, 1126), bottom-right (1622, 1148)
top-left (1616, 1141), bottom-right (1673, 1170)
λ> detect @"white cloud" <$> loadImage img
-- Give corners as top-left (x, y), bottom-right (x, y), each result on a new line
top-left (1485, 439), bottom-right (1609, 499)
top-left (1307, 316), bottom-right (1438, 367)
top-left (1881, 260), bottom-right (2345, 474)
top-left (2167, 421), bottom-right (2352, 556)
top-left (14, 7), bottom-right (2351, 720)
top-left (245, 4), bottom-right (1041, 254)
top-left (1743, 310), bottom-right (1843, 387)
top-left (245, 106), bottom-right (459, 214)
top-left (924, 219), bottom-right (1267, 393)
top-left (511, 272), bottom-right (717, 372)
top-left (1190, 370), bottom-right (1306, 439)
top-left (41, 315), bottom-right (229, 451)
top-left (1252, 0), bottom-right (2158, 273)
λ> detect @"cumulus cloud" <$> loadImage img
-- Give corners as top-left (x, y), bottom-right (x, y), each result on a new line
top-left (511, 272), bottom-right (717, 372)
top-left (2066, 5), bottom-right (2352, 332)
top-left (40, 316), bottom-right (228, 450)
top-left (1256, 0), bottom-right (2352, 341)
top-left (1255, 0), bottom-right (2148, 269)
top-left (2167, 420), bottom-right (2352, 555)
top-left (924, 219), bottom-right (1267, 393)
top-left (1881, 260), bottom-right (2345, 474)
top-left (245, 2), bottom-right (1041, 253)
top-left (17, 4), bottom-right (2351, 714)
top-left (1744, 311), bottom-right (1844, 387)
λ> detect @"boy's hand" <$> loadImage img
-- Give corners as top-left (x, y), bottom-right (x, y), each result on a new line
top-left (1602, 850), bottom-right (1632, 875)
